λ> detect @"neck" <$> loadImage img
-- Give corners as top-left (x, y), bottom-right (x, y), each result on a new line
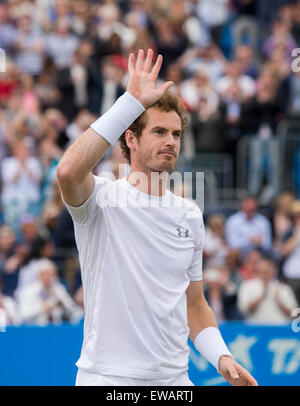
top-left (127, 167), bottom-right (169, 196)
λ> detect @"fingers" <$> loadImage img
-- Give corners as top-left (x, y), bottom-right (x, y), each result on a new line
top-left (129, 48), bottom-right (163, 80)
top-left (231, 366), bottom-right (258, 386)
top-left (157, 81), bottom-right (174, 96)
top-left (228, 365), bottom-right (239, 381)
top-left (241, 370), bottom-right (258, 386)
top-left (143, 48), bottom-right (153, 73)
top-left (128, 53), bottom-right (135, 74)
top-left (136, 49), bottom-right (144, 72)
top-left (150, 54), bottom-right (163, 80)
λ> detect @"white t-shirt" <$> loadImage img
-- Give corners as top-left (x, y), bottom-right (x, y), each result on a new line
top-left (237, 278), bottom-right (298, 324)
top-left (64, 175), bottom-right (205, 379)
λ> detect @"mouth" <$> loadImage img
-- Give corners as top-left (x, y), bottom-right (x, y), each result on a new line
top-left (158, 151), bottom-right (177, 158)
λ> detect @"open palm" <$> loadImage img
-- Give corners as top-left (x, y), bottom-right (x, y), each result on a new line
top-left (126, 49), bottom-right (173, 109)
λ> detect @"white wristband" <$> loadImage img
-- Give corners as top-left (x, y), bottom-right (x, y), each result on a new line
top-left (90, 92), bottom-right (145, 145)
top-left (194, 327), bottom-right (233, 372)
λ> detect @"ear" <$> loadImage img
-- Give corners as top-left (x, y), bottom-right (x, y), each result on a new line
top-left (125, 129), bottom-right (137, 153)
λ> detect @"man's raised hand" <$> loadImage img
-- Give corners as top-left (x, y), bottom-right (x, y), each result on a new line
top-left (126, 49), bottom-right (174, 109)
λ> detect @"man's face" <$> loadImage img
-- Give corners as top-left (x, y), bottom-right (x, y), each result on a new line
top-left (242, 198), bottom-right (257, 219)
top-left (255, 261), bottom-right (275, 284)
top-left (40, 268), bottom-right (55, 288)
top-left (129, 108), bottom-right (182, 174)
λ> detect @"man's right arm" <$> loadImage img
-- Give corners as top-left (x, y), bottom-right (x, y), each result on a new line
top-left (56, 128), bottom-right (110, 207)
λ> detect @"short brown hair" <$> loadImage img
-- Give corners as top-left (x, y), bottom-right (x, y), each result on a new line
top-left (119, 91), bottom-right (188, 163)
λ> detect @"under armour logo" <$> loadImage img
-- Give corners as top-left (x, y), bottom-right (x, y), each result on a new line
top-left (176, 227), bottom-right (189, 238)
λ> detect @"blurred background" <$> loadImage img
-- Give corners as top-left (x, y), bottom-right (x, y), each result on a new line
top-left (0, 0), bottom-right (300, 386)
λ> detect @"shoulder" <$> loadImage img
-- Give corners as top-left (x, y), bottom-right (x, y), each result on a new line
top-left (238, 278), bottom-right (262, 294)
top-left (19, 281), bottom-right (41, 297)
top-left (169, 192), bottom-right (203, 218)
top-left (226, 211), bottom-right (243, 225)
top-left (169, 193), bottom-right (205, 241)
top-left (254, 213), bottom-right (271, 225)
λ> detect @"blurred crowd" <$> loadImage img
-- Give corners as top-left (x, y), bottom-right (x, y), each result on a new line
top-left (0, 0), bottom-right (300, 326)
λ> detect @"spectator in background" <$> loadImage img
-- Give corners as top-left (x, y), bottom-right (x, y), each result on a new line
top-left (0, 60), bottom-right (19, 107)
top-left (0, 226), bottom-right (19, 297)
top-left (40, 108), bottom-right (68, 149)
top-left (65, 109), bottom-right (96, 147)
top-left (0, 226), bottom-right (16, 270)
top-left (0, 241), bottom-right (31, 298)
top-left (234, 44), bottom-right (259, 79)
top-left (40, 179), bottom-right (76, 254)
top-left (180, 43), bottom-right (226, 84)
top-left (216, 60), bottom-right (256, 165)
top-left (34, 58), bottom-right (60, 110)
top-left (13, 13), bottom-right (45, 76)
top-left (39, 136), bottom-right (62, 210)
top-left (225, 196), bottom-right (272, 258)
top-left (55, 40), bottom-right (94, 121)
top-left (0, 2), bottom-right (16, 54)
top-left (196, 0), bottom-right (230, 44)
top-left (70, 0), bottom-right (90, 37)
top-left (0, 275), bottom-right (20, 326)
top-left (272, 191), bottom-right (295, 252)
top-left (18, 259), bottom-right (83, 326)
top-left (163, 62), bottom-right (184, 97)
top-left (45, 18), bottom-right (79, 69)
top-left (232, 0), bottom-right (258, 54)
top-left (203, 213), bottom-right (230, 268)
top-left (238, 258), bottom-right (298, 323)
top-left (216, 60), bottom-right (256, 102)
top-left (286, 69), bottom-right (300, 119)
top-left (238, 248), bottom-right (263, 280)
top-left (291, 0), bottom-right (300, 43)
top-left (153, 15), bottom-right (187, 76)
top-left (280, 200), bottom-right (300, 305)
top-left (96, 3), bottom-right (134, 51)
top-left (180, 67), bottom-right (223, 153)
top-left (242, 66), bottom-right (282, 202)
top-left (203, 267), bottom-right (243, 322)
top-left (1, 140), bottom-right (42, 234)
top-left (95, 142), bottom-right (130, 180)
top-left (262, 17), bottom-right (297, 64)
top-left (88, 55), bottom-right (126, 116)
top-left (73, 284), bottom-right (84, 310)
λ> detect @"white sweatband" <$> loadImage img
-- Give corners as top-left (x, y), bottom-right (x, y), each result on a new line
top-left (90, 92), bottom-right (145, 145)
top-left (194, 327), bottom-right (233, 372)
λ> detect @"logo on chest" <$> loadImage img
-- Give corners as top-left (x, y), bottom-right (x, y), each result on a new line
top-left (176, 227), bottom-right (189, 238)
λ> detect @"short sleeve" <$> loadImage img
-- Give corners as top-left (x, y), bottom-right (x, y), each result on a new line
top-left (186, 204), bottom-right (205, 281)
top-left (62, 175), bottom-right (111, 226)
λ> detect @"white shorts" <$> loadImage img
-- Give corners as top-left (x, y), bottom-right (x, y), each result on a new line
top-left (75, 368), bottom-right (194, 386)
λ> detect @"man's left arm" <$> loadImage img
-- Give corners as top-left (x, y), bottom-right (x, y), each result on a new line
top-left (186, 280), bottom-right (258, 386)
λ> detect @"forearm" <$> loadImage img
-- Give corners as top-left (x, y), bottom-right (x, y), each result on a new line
top-left (188, 300), bottom-right (232, 372)
top-left (187, 299), bottom-right (218, 341)
top-left (58, 91), bottom-right (145, 185)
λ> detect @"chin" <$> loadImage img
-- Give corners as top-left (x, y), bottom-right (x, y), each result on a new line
top-left (155, 156), bottom-right (177, 173)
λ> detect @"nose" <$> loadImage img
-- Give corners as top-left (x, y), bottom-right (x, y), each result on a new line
top-left (165, 131), bottom-right (177, 147)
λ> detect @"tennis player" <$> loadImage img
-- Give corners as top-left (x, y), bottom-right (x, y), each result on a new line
top-left (57, 49), bottom-right (258, 386)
